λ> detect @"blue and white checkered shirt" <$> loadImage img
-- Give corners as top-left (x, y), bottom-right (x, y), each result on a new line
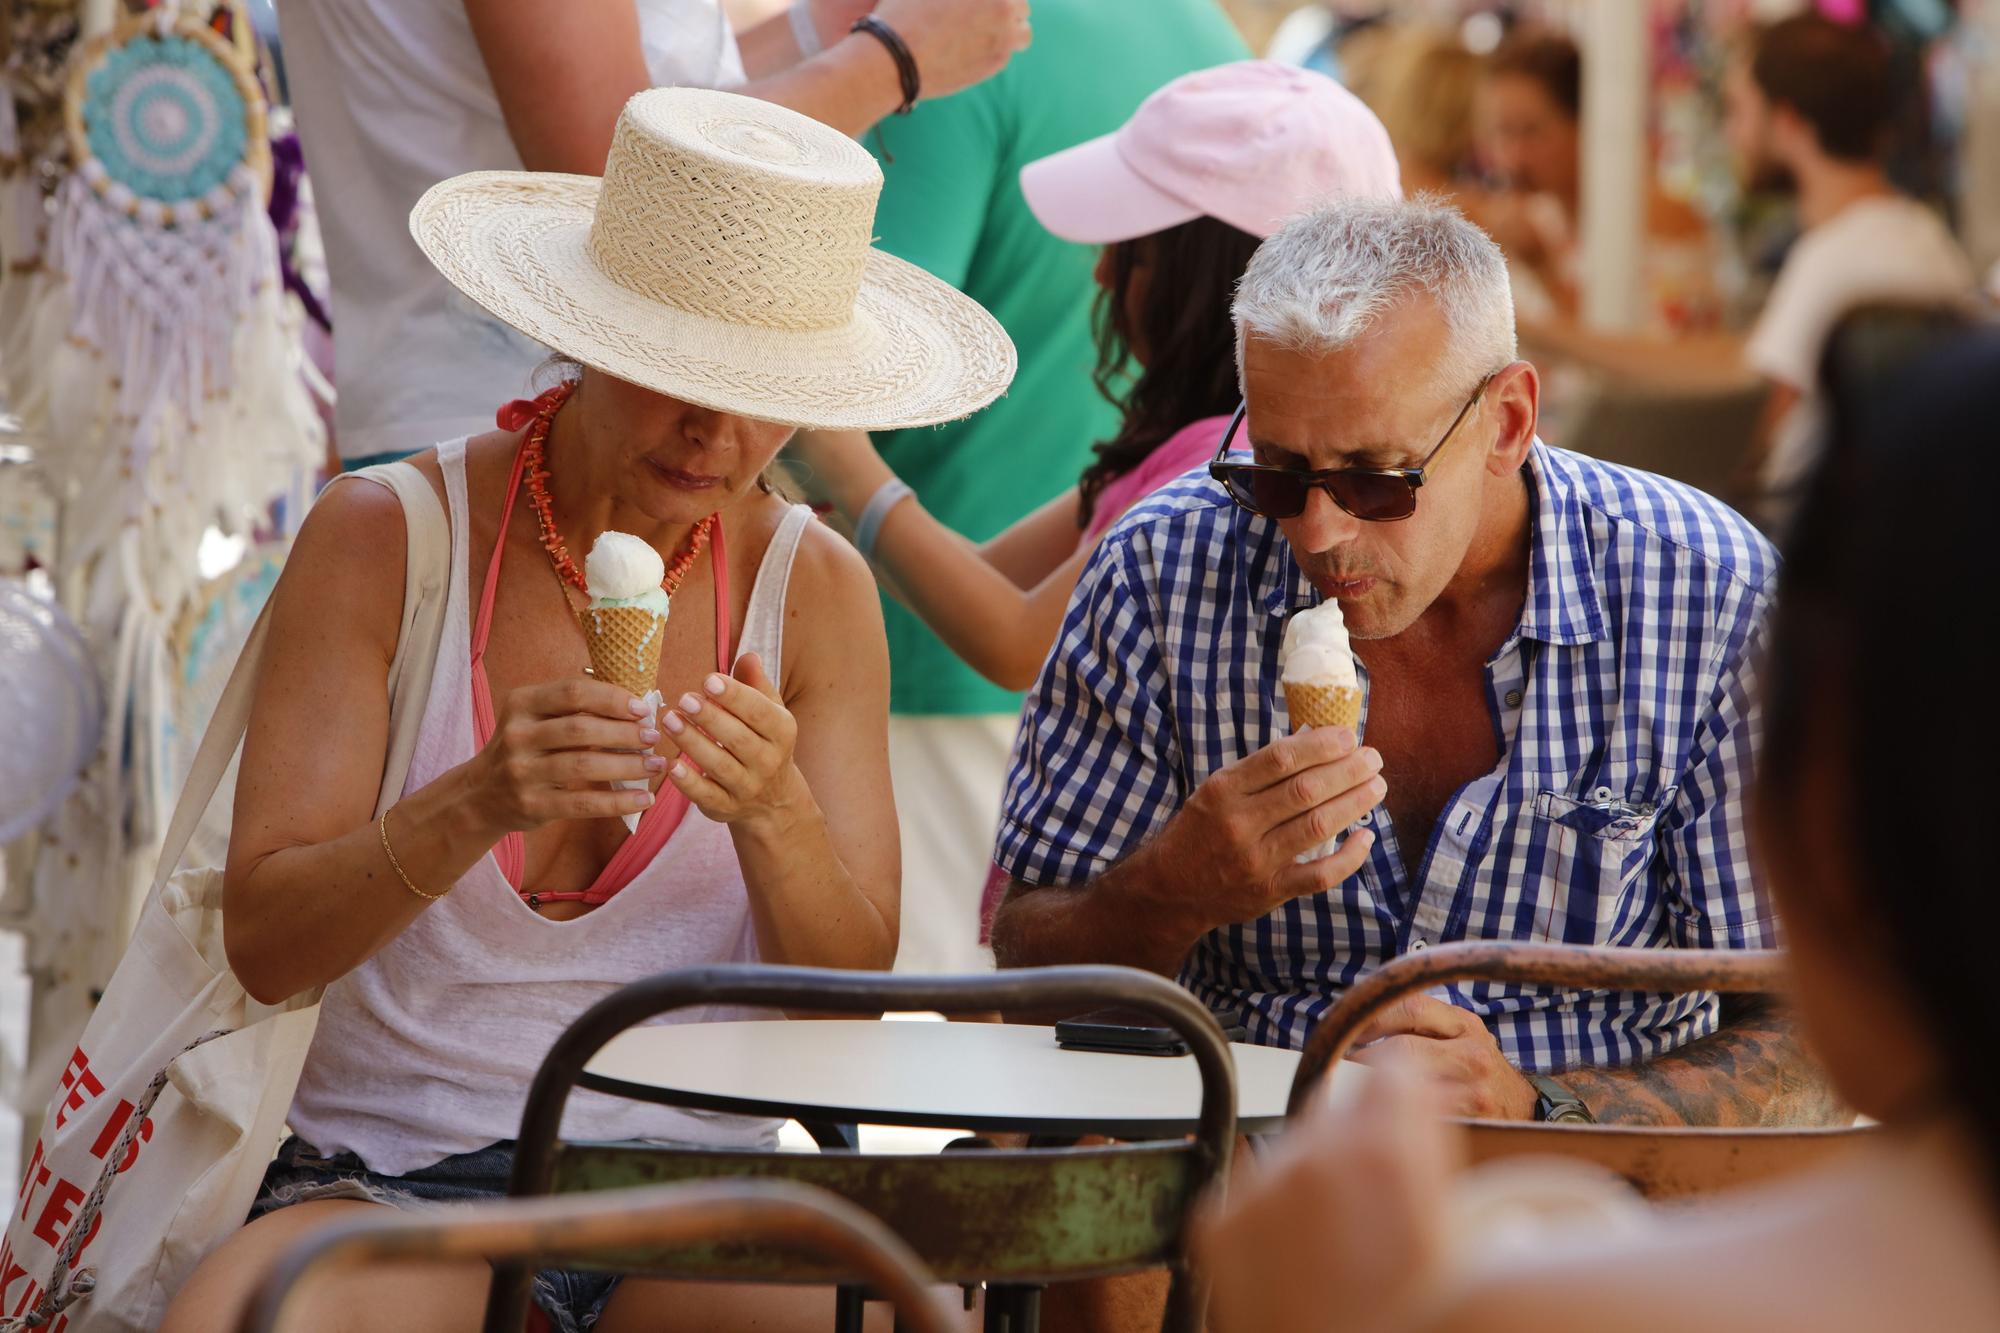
top-left (996, 443), bottom-right (1778, 1073)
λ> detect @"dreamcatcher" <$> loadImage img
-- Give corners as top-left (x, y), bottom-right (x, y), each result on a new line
top-left (2, 4), bottom-right (319, 1015)
top-left (59, 8), bottom-right (269, 426)
top-left (35, 5), bottom-right (317, 606)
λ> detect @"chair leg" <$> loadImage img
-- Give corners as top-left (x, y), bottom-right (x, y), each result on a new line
top-left (483, 1262), bottom-right (536, 1333)
top-left (1012, 1285), bottom-right (1041, 1333)
top-left (983, 1283), bottom-right (1043, 1333)
top-left (835, 1283), bottom-right (868, 1333)
top-left (804, 1119), bottom-right (861, 1150)
top-left (1158, 1265), bottom-right (1201, 1333)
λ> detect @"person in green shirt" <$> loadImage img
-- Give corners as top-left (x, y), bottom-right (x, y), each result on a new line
top-left (810, 0), bottom-right (1247, 974)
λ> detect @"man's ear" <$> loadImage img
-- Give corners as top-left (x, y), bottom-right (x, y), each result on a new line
top-left (1486, 359), bottom-right (1540, 476)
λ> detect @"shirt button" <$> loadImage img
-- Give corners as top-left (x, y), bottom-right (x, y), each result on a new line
top-left (1410, 939), bottom-right (1429, 952)
top-left (1504, 689), bottom-right (1523, 708)
top-left (1355, 810), bottom-right (1372, 826)
top-left (1593, 785), bottom-right (1614, 802)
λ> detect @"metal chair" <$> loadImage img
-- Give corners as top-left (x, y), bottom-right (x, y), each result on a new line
top-left (1563, 380), bottom-right (1767, 500)
top-left (491, 964), bottom-right (1239, 1333)
top-left (240, 1177), bottom-right (960, 1333)
top-left (1290, 941), bottom-right (1869, 1199)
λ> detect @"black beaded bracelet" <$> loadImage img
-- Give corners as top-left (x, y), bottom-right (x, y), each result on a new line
top-left (851, 15), bottom-right (920, 115)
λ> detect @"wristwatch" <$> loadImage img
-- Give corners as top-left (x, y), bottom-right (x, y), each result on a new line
top-left (1527, 1073), bottom-right (1595, 1124)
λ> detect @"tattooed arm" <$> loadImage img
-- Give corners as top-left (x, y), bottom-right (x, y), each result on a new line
top-left (1555, 994), bottom-right (1849, 1127)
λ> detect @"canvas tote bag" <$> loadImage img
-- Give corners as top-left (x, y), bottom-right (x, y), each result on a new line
top-left (1, 462), bottom-right (449, 1332)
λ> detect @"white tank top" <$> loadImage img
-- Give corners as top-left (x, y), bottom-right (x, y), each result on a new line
top-left (289, 438), bottom-right (809, 1174)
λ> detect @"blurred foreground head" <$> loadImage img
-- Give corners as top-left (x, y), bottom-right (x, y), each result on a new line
top-left (1756, 305), bottom-right (1997, 1186)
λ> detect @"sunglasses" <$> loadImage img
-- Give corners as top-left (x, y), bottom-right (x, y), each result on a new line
top-left (1208, 374), bottom-right (1495, 522)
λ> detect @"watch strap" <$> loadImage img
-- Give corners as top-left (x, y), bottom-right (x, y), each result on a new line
top-left (1527, 1072), bottom-right (1595, 1124)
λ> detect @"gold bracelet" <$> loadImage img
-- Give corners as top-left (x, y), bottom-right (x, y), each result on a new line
top-left (379, 809), bottom-right (446, 902)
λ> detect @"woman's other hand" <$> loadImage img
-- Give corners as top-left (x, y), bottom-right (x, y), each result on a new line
top-left (664, 652), bottom-right (810, 830)
top-left (873, 0), bottom-right (1031, 102)
top-left (1193, 1058), bottom-right (1462, 1333)
top-left (471, 677), bottom-right (663, 831)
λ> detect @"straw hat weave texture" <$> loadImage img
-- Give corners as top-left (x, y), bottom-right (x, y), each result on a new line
top-left (413, 88), bottom-right (1015, 430)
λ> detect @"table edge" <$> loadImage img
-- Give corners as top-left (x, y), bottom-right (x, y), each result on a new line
top-left (576, 1071), bottom-right (1289, 1139)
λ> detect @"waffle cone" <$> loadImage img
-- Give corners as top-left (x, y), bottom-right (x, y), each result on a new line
top-left (1285, 681), bottom-right (1362, 732)
top-left (584, 605), bottom-right (666, 698)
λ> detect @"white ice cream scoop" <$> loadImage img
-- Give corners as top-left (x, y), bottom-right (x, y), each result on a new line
top-left (1280, 600), bottom-right (1358, 688)
top-left (584, 531), bottom-right (666, 601)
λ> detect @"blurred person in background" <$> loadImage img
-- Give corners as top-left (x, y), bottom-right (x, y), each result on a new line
top-left (787, 61), bottom-right (1397, 967)
top-left (1194, 306), bottom-right (2000, 1333)
top-left (1475, 27), bottom-right (1722, 335)
top-left (1522, 15), bottom-right (1975, 531)
top-left (1265, 0), bottom-right (1389, 82)
top-left (1343, 24), bottom-right (1482, 200)
top-left (772, 0), bottom-right (1245, 977)
top-left (275, 0), bottom-right (1030, 474)
top-left (1727, 12), bottom-right (1975, 526)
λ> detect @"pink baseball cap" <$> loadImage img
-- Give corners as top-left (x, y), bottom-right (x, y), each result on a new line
top-left (1020, 60), bottom-right (1402, 245)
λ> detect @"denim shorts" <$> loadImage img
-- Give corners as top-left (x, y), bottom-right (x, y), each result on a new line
top-left (249, 1136), bottom-right (619, 1332)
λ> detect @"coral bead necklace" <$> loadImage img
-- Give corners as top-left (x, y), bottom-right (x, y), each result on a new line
top-left (514, 380), bottom-right (716, 598)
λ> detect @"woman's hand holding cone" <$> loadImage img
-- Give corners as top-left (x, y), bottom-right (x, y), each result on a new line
top-left (468, 677), bottom-right (664, 832)
top-left (662, 652), bottom-right (808, 829)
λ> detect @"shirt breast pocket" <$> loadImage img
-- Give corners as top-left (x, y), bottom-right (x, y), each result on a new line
top-left (1529, 787), bottom-right (1671, 945)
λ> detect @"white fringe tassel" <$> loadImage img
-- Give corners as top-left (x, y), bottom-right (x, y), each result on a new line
top-left (49, 173), bottom-right (274, 468)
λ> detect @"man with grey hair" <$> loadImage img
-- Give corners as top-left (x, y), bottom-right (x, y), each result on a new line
top-left (992, 197), bottom-right (1836, 1128)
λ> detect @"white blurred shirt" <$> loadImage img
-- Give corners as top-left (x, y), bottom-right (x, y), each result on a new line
top-left (1746, 195), bottom-right (1974, 498)
top-left (276, 0), bottom-right (743, 461)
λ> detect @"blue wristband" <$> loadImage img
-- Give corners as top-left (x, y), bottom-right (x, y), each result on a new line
top-left (853, 478), bottom-right (914, 561)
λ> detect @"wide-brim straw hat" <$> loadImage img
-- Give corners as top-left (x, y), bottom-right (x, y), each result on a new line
top-left (411, 87), bottom-right (1016, 430)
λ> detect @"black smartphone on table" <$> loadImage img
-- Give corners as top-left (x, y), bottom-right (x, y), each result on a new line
top-left (1053, 1007), bottom-right (1247, 1057)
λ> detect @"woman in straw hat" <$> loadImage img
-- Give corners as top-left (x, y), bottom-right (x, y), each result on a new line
top-left (165, 88), bottom-right (1012, 1332)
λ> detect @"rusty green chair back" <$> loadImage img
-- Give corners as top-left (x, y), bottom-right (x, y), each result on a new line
top-left (489, 964), bottom-right (1239, 1333)
top-left (1290, 941), bottom-right (1870, 1199)
top-left (243, 1178), bottom-right (959, 1333)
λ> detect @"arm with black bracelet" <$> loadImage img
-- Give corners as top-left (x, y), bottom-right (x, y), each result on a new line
top-left (731, 0), bottom-right (1031, 136)
top-left (466, 0), bottom-right (1030, 174)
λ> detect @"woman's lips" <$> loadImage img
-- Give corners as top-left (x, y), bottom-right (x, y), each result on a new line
top-left (644, 457), bottom-right (723, 490)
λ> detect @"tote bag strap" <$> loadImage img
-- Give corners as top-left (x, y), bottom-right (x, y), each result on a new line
top-left (146, 461), bottom-right (450, 898)
top-left (349, 461), bottom-right (450, 815)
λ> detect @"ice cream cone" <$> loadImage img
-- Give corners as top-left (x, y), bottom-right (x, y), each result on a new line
top-left (1287, 680), bottom-right (1363, 864)
top-left (584, 607), bottom-right (667, 834)
top-left (1284, 681), bottom-right (1362, 733)
top-left (583, 605), bottom-right (666, 699)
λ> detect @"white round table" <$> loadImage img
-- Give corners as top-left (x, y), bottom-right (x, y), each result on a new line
top-left (581, 1019), bottom-right (1317, 1138)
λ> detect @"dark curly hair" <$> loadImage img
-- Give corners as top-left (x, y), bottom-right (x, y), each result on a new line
top-left (1761, 304), bottom-right (1996, 1198)
top-left (1076, 215), bottom-right (1264, 527)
